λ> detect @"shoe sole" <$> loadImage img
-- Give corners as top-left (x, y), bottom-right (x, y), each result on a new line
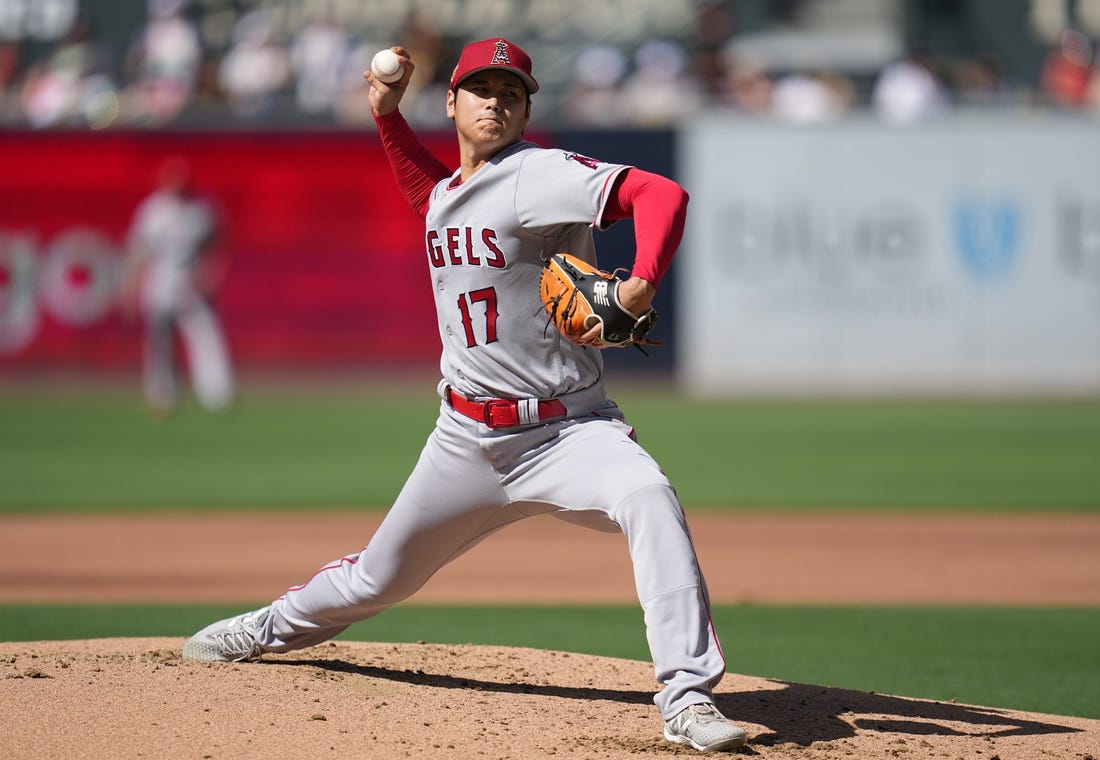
top-left (664, 728), bottom-right (748, 752)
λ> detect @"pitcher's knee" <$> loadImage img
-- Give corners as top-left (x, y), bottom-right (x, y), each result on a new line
top-left (611, 483), bottom-right (688, 531)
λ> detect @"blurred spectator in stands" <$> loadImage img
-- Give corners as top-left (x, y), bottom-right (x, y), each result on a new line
top-left (620, 38), bottom-right (703, 126)
top-left (561, 44), bottom-right (629, 126)
top-left (696, 47), bottom-right (733, 108)
top-left (819, 70), bottom-right (856, 114)
top-left (289, 11), bottom-right (351, 116)
top-left (19, 10), bottom-right (119, 129)
top-left (217, 9), bottom-right (290, 120)
top-left (1041, 28), bottom-right (1094, 109)
top-left (185, 48), bottom-right (228, 121)
top-left (692, 0), bottom-right (739, 108)
top-left (724, 55), bottom-right (774, 115)
top-left (950, 50), bottom-right (1014, 107)
top-left (21, 52), bottom-right (82, 127)
top-left (771, 70), bottom-right (853, 124)
top-left (872, 53), bottom-right (946, 124)
top-left (122, 156), bottom-right (235, 415)
top-left (122, 0), bottom-right (202, 124)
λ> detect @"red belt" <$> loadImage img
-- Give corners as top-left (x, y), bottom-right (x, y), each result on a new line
top-left (446, 387), bottom-right (567, 429)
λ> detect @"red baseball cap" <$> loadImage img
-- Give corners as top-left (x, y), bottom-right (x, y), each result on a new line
top-left (449, 38), bottom-right (539, 94)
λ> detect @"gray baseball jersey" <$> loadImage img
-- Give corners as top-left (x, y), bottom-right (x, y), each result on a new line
top-left (425, 141), bottom-right (626, 400)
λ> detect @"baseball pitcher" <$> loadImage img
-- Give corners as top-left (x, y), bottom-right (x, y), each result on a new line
top-left (183, 38), bottom-right (746, 752)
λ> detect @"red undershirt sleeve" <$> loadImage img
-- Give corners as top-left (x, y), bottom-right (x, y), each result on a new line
top-left (373, 109), bottom-right (453, 219)
top-left (603, 168), bottom-right (689, 288)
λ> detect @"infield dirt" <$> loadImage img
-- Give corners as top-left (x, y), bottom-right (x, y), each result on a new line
top-left (2, 511), bottom-right (1099, 759)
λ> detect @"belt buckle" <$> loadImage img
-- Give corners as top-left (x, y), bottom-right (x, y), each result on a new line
top-left (483, 399), bottom-right (519, 428)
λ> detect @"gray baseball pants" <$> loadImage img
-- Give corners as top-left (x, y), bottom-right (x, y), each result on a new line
top-left (257, 383), bottom-right (726, 718)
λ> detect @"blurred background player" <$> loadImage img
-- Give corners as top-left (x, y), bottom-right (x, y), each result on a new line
top-left (123, 156), bottom-right (234, 414)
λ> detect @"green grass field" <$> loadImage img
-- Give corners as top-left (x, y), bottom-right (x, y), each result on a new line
top-left (2, 386), bottom-right (1098, 511)
top-left (1, 386), bottom-right (1097, 721)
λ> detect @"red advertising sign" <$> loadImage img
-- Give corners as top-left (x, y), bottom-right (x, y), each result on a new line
top-left (0, 130), bottom-right (461, 371)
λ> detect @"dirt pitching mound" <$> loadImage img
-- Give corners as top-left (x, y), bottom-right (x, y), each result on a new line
top-left (2, 639), bottom-right (1096, 759)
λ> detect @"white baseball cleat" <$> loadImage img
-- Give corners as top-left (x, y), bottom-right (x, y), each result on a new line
top-left (182, 606), bottom-right (271, 662)
top-left (664, 702), bottom-right (748, 752)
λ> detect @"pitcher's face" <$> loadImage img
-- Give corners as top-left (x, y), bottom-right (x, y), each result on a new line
top-left (448, 70), bottom-right (531, 154)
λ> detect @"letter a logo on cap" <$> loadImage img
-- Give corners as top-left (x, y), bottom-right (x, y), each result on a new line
top-left (491, 40), bottom-right (511, 65)
top-left (449, 38), bottom-right (539, 93)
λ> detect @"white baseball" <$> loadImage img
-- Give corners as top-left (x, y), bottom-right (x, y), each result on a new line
top-left (371, 49), bottom-right (403, 84)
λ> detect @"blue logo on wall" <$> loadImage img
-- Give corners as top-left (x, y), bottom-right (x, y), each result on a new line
top-left (952, 199), bottom-right (1021, 283)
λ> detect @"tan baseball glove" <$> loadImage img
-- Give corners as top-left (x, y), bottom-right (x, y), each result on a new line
top-left (539, 252), bottom-right (659, 347)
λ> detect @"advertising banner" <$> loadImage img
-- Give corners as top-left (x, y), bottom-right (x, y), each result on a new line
top-left (0, 130), bottom-right (454, 372)
top-left (679, 114), bottom-right (1100, 396)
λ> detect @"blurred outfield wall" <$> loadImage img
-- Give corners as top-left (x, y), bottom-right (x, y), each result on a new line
top-left (680, 112), bottom-right (1100, 397)
top-left (4, 117), bottom-right (1099, 395)
top-left (0, 131), bottom-right (446, 371)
